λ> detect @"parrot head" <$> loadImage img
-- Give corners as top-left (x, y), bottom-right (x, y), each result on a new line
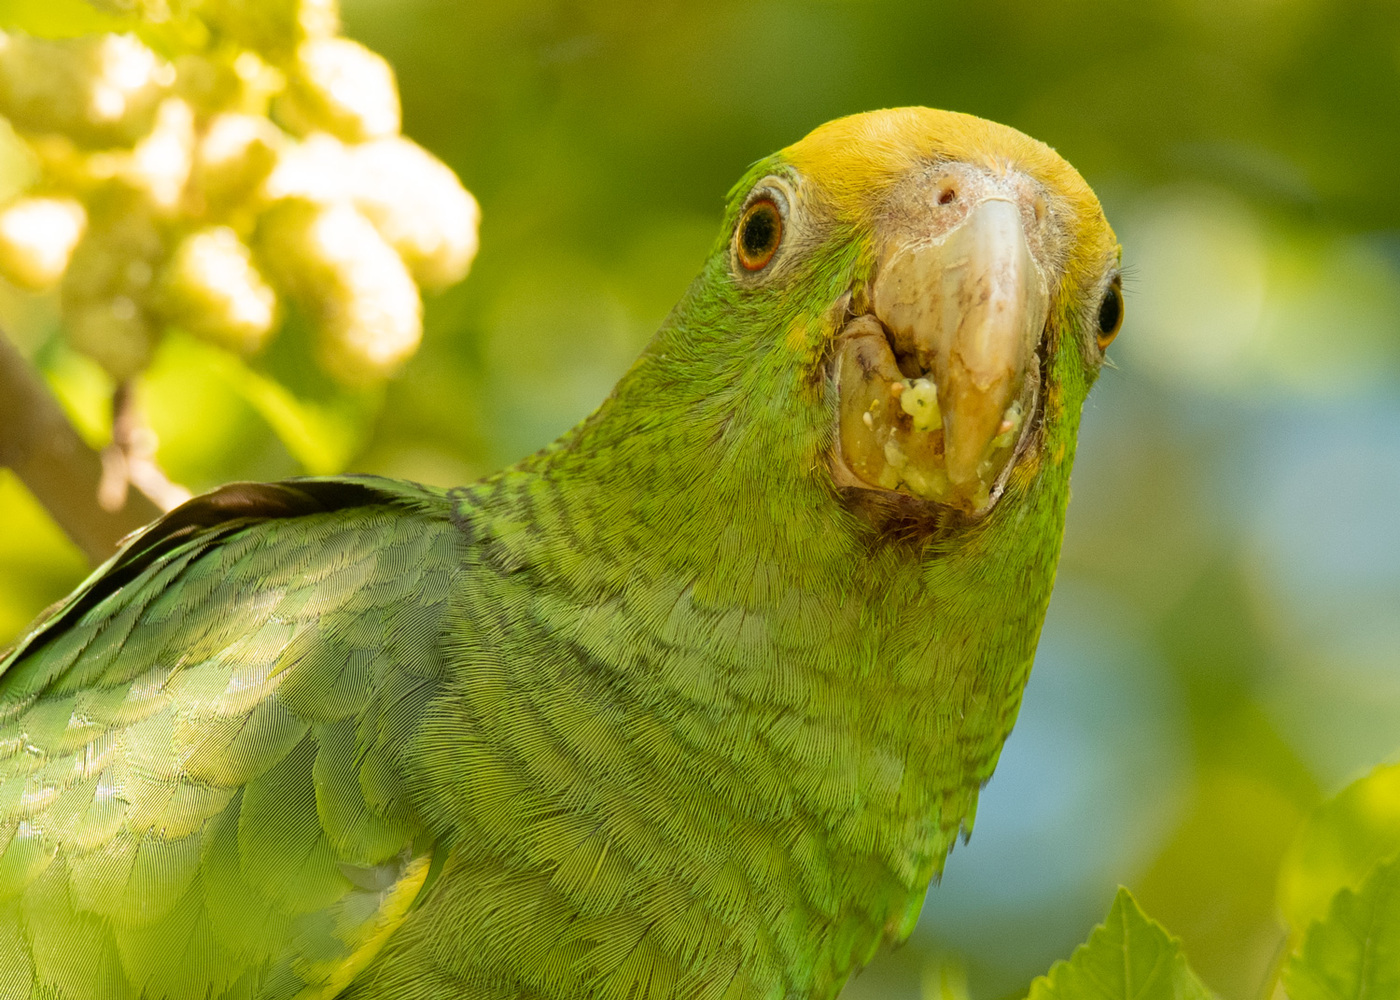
top-left (670, 107), bottom-right (1122, 531)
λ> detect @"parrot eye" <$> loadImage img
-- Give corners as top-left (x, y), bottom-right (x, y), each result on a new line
top-left (1096, 278), bottom-right (1124, 349)
top-left (736, 198), bottom-right (783, 271)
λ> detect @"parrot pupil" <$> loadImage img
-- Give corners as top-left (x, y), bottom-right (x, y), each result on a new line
top-left (738, 200), bottom-right (782, 270)
top-left (1096, 282), bottom-right (1123, 348)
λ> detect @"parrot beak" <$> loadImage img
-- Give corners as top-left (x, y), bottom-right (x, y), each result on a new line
top-left (832, 178), bottom-right (1053, 515)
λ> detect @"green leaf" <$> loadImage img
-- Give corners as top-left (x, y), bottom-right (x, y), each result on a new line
top-left (1026, 889), bottom-right (1214, 1000)
top-left (145, 333), bottom-right (376, 477)
top-left (214, 355), bottom-right (373, 476)
top-left (1278, 763), bottom-right (1400, 936)
top-left (1285, 851), bottom-right (1400, 1000)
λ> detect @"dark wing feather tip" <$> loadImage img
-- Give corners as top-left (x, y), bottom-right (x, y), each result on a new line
top-left (1, 477), bottom-right (429, 677)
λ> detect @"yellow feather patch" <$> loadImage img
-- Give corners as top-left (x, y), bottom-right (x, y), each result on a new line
top-left (784, 316), bottom-right (809, 353)
top-left (293, 851), bottom-right (433, 1000)
top-left (782, 107), bottom-right (1117, 293)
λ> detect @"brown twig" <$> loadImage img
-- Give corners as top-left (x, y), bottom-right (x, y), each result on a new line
top-left (99, 381), bottom-right (191, 514)
top-left (0, 330), bottom-right (163, 563)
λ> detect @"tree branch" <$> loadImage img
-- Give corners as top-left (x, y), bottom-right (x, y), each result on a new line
top-left (100, 381), bottom-right (191, 515)
top-left (0, 330), bottom-right (162, 563)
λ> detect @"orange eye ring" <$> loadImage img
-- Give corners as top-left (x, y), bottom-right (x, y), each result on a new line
top-left (1096, 279), bottom-right (1124, 350)
top-left (736, 198), bottom-right (783, 271)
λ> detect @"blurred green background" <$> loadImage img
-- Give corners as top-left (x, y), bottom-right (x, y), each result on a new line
top-left (3, 1), bottom-right (1400, 997)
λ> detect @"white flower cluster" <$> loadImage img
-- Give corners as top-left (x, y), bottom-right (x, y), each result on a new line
top-left (0, 1), bottom-right (479, 384)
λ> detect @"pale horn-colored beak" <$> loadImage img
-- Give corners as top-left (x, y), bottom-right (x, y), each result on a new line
top-left (873, 197), bottom-right (1050, 491)
top-left (833, 191), bottom-right (1052, 514)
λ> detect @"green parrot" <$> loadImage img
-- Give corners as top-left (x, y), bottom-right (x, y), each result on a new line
top-left (0, 107), bottom-right (1123, 999)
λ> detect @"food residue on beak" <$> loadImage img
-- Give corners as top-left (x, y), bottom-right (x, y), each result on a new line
top-left (831, 165), bottom-right (1053, 515)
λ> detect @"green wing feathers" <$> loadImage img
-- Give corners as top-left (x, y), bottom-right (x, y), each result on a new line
top-left (0, 479), bottom-right (460, 999)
